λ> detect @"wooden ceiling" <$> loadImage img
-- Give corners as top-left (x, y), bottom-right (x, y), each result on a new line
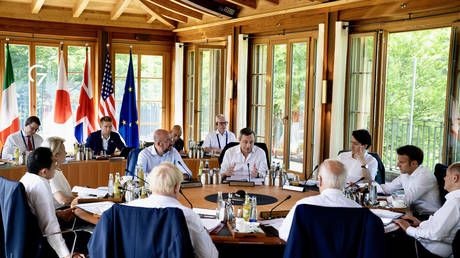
top-left (0, 0), bottom-right (341, 30)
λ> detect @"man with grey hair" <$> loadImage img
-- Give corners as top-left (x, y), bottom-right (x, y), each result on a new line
top-left (278, 159), bottom-right (361, 241)
top-left (127, 162), bottom-right (218, 258)
top-left (203, 114), bottom-right (237, 154)
top-left (137, 129), bottom-right (191, 178)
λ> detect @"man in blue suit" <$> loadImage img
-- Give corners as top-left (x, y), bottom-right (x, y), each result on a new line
top-left (85, 116), bottom-right (126, 155)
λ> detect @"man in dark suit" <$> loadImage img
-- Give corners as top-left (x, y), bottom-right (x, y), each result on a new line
top-left (85, 116), bottom-right (125, 155)
top-left (171, 125), bottom-right (184, 153)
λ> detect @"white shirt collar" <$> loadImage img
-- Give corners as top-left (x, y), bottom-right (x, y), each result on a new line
top-left (236, 145), bottom-right (256, 155)
top-left (320, 188), bottom-right (344, 196)
top-left (215, 129), bottom-right (227, 136)
top-left (101, 132), bottom-right (111, 140)
top-left (445, 189), bottom-right (460, 200)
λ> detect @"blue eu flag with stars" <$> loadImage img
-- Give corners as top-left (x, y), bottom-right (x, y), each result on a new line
top-left (119, 50), bottom-right (139, 148)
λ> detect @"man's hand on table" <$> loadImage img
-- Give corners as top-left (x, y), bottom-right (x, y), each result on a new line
top-left (56, 207), bottom-right (76, 222)
top-left (65, 252), bottom-right (85, 258)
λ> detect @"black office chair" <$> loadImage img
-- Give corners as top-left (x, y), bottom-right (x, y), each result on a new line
top-left (337, 150), bottom-right (385, 184)
top-left (434, 163), bottom-right (448, 205)
top-left (218, 142), bottom-right (270, 169)
top-left (125, 148), bottom-right (143, 176)
top-left (453, 229), bottom-right (460, 258)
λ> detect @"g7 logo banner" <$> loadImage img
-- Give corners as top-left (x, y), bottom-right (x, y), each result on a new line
top-left (28, 64), bottom-right (47, 87)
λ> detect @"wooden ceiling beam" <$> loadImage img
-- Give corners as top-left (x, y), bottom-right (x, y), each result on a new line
top-left (73, 0), bottom-right (90, 18)
top-left (138, 0), bottom-right (187, 23)
top-left (137, 0), bottom-right (176, 28)
top-left (31, 0), bottom-right (45, 14)
top-left (146, 14), bottom-right (156, 23)
top-left (226, 0), bottom-right (256, 9)
top-left (145, 0), bottom-right (203, 21)
top-left (111, 0), bottom-right (132, 20)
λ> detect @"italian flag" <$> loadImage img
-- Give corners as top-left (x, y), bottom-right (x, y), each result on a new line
top-left (0, 43), bottom-right (20, 148)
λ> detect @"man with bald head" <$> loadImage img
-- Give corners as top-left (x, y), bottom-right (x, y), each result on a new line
top-left (203, 114), bottom-right (237, 154)
top-left (278, 159), bottom-right (361, 241)
top-left (136, 129), bottom-right (191, 178)
top-left (171, 125), bottom-right (184, 153)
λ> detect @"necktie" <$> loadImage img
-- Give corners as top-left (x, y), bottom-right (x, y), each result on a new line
top-left (27, 136), bottom-right (33, 151)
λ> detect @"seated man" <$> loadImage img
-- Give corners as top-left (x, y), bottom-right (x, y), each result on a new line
top-left (220, 128), bottom-right (268, 180)
top-left (380, 145), bottom-right (441, 217)
top-left (85, 116), bottom-right (125, 155)
top-left (2, 116), bottom-right (43, 159)
top-left (202, 114), bottom-right (237, 154)
top-left (278, 159), bottom-right (361, 241)
top-left (171, 125), bottom-right (184, 153)
top-left (127, 162), bottom-right (218, 258)
top-left (336, 129), bottom-right (377, 183)
top-left (137, 129), bottom-right (191, 179)
top-left (20, 147), bottom-right (84, 258)
top-left (394, 162), bottom-right (460, 257)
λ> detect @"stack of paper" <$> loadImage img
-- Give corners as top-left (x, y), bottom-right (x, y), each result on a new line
top-left (71, 186), bottom-right (108, 198)
top-left (370, 208), bottom-right (403, 225)
top-left (75, 201), bottom-right (115, 216)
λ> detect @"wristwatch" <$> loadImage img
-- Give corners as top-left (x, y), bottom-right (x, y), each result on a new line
top-left (361, 164), bottom-right (368, 169)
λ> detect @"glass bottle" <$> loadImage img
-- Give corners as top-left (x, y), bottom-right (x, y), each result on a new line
top-left (14, 147), bottom-right (20, 163)
top-left (138, 165), bottom-right (144, 187)
top-left (217, 191), bottom-right (225, 221)
top-left (198, 160), bottom-right (204, 177)
top-left (242, 194), bottom-right (251, 221)
top-left (249, 197), bottom-right (258, 222)
top-left (108, 173), bottom-right (114, 197)
top-left (226, 193), bottom-right (235, 222)
top-left (114, 172), bottom-right (121, 198)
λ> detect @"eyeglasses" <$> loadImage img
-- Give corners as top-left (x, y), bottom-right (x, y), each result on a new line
top-left (28, 125), bottom-right (39, 132)
top-left (217, 122), bottom-right (228, 125)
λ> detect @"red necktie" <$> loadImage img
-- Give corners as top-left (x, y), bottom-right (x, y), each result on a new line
top-left (27, 136), bottom-right (33, 151)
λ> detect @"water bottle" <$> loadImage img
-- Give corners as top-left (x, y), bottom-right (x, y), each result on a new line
top-left (217, 191), bottom-right (225, 221)
top-left (108, 173), bottom-right (114, 197)
top-left (242, 194), bottom-right (251, 221)
top-left (114, 172), bottom-right (121, 198)
top-left (226, 193), bottom-right (235, 222)
top-left (249, 197), bottom-right (258, 222)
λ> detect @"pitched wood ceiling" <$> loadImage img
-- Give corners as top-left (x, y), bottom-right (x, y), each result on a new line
top-left (0, 0), bottom-right (340, 30)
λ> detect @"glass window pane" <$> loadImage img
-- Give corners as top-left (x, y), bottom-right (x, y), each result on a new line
top-left (271, 44), bottom-right (287, 164)
top-left (140, 79), bottom-right (162, 101)
top-left (141, 55), bottom-right (162, 78)
top-left (140, 102), bottom-right (162, 125)
top-left (6, 44), bottom-right (30, 128)
top-left (253, 106), bottom-right (265, 138)
top-left (253, 44), bottom-right (267, 74)
top-left (35, 46), bottom-right (58, 139)
top-left (288, 42), bottom-right (307, 172)
top-left (347, 36), bottom-right (374, 145)
top-left (68, 46), bottom-right (89, 117)
top-left (383, 28), bottom-right (450, 172)
top-left (199, 50), bottom-right (211, 141)
top-left (139, 124), bottom-right (160, 142)
top-left (252, 75), bottom-right (266, 105)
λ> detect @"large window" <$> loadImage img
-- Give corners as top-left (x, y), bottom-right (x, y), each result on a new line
top-left (251, 44), bottom-right (267, 143)
top-left (114, 45), bottom-right (169, 142)
top-left (185, 46), bottom-right (225, 143)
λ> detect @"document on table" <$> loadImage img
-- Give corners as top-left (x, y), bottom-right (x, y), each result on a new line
top-left (259, 218), bottom-right (284, 232)
top-left (370, 208), bottom-right (403, 226)
top-left (200, 219), bottom-right (221, 231)
top-left (75, 201), bottom-right (115, 216)
top-left (72, 186), bottom-right (108, 198)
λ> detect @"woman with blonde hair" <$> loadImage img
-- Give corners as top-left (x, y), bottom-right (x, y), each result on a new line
top-left (42, 136), bottom-right (74, 207)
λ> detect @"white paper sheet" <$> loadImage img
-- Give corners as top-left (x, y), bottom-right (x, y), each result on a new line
top-left (259, 218), bottom-right (284, 232)
top-left (72, 186), bottom-right (108, 198)
top-left (75, 201), bottom-right (115, 215)
top-left (200, 219), bottom-right (221, 231)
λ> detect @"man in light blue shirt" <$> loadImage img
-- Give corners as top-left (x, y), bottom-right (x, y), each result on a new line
top-left (137, 129), bottom-right (192, 179)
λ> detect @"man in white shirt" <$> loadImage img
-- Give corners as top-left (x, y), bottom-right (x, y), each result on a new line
top-left (127, 162), bottom-right (218, 258)
top-left (202, 114), bottom-right (237, 154)
top-left (220, 127), bottom-right (268, 180)
top-left (2, 116), bottom-right (43, 159)
top-left (380, 145), bottom-right (441, 216)
top-left (394, 162), bottom-right (460, 257)
top-left (20, 147), bottom-right (84, 258)
top-left (279, 159), bottom-right (361, 241)
top-left (336, 129), bottom-right (378, 183)
top-left (137, 129), bottom-right (191, 178)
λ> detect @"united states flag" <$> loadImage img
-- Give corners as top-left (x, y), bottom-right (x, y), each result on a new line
top-left (99, 49), bottom-right (117, 130)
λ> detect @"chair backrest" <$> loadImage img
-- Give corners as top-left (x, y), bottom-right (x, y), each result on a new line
top-left (453, 229), bottom-right (460, 258)
top-left (283, 204), bottom-right (385, 258)
top-left (434, 163), bottom-right (448, 205)
top-left (125, 148), bottom-right (142, 176)
top-left (0, 176), bottom-right (42, 258)
top-left (218, 142), bottom-right (239, 165)
top-left (218, 142), bottom-right (270, 168)
top-left (368, 152), bottom-right (386, 184)
top-left (338, 150), bottom-right (385, 184)
top-left (88, 204), bottom-right (194, 258)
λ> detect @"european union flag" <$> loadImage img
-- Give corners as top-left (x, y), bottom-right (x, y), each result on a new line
top-left (119, 50), bottom-right (139, 148)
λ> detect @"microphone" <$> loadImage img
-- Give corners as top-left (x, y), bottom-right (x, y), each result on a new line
top-left (179, 189), bottom-right (193, 209)
top-left (309, 164), bottom-right (319, 179)
top-left (268, 195), bottom-right (291, 219)
top-left (247, 163), bottom-right (251, 182)
top-left (177, 161), bottom-right (192, 179)
top-left (131, 173), bottom-right (149, 185)
top-left (345, 177), bottom-right (366, 189)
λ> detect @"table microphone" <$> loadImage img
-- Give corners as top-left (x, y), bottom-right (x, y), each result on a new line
top-left (309, 164), bottom-right (319, 179)
top-left (179, 189), bottom-right (193, 209)
top-left (345, 177), bottom-right (366, 189)
top-left (247, 163), bottom-right (251, 182)
top-left (177, 161), bottom-right (192, 180)
top-left (268, 195), bottom-right (291, 219)
top-left (131, 174), bottom-right (149, 185)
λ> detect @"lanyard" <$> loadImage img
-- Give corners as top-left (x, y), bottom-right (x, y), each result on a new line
top-left (20, 131), bottom-right (35, 150)
top-left (216, 131), bottom-right (228, 149)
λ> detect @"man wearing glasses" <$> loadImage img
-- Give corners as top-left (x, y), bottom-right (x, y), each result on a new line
top-left (2, 116), bottom-right (43, 159)
top-left (202, 114), bottom-right (237, 154)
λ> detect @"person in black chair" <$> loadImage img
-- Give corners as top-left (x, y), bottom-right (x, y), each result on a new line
top-left (127, 162), bottom-right (218, 258)
top-left (171, 125), bottom-right (185, 154)
top-left (85, 116), bottom-right (125, 155)
top-left (394, 162), bottom-right (460, 258)
top-left (20, 147), bottom-right (84, 258)
top-left (336, 129), bottom-right (378, 183)
top-left (202, 114), bottom-right (237, 155)
top-left (220, 127), bottom-right (268, 180)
